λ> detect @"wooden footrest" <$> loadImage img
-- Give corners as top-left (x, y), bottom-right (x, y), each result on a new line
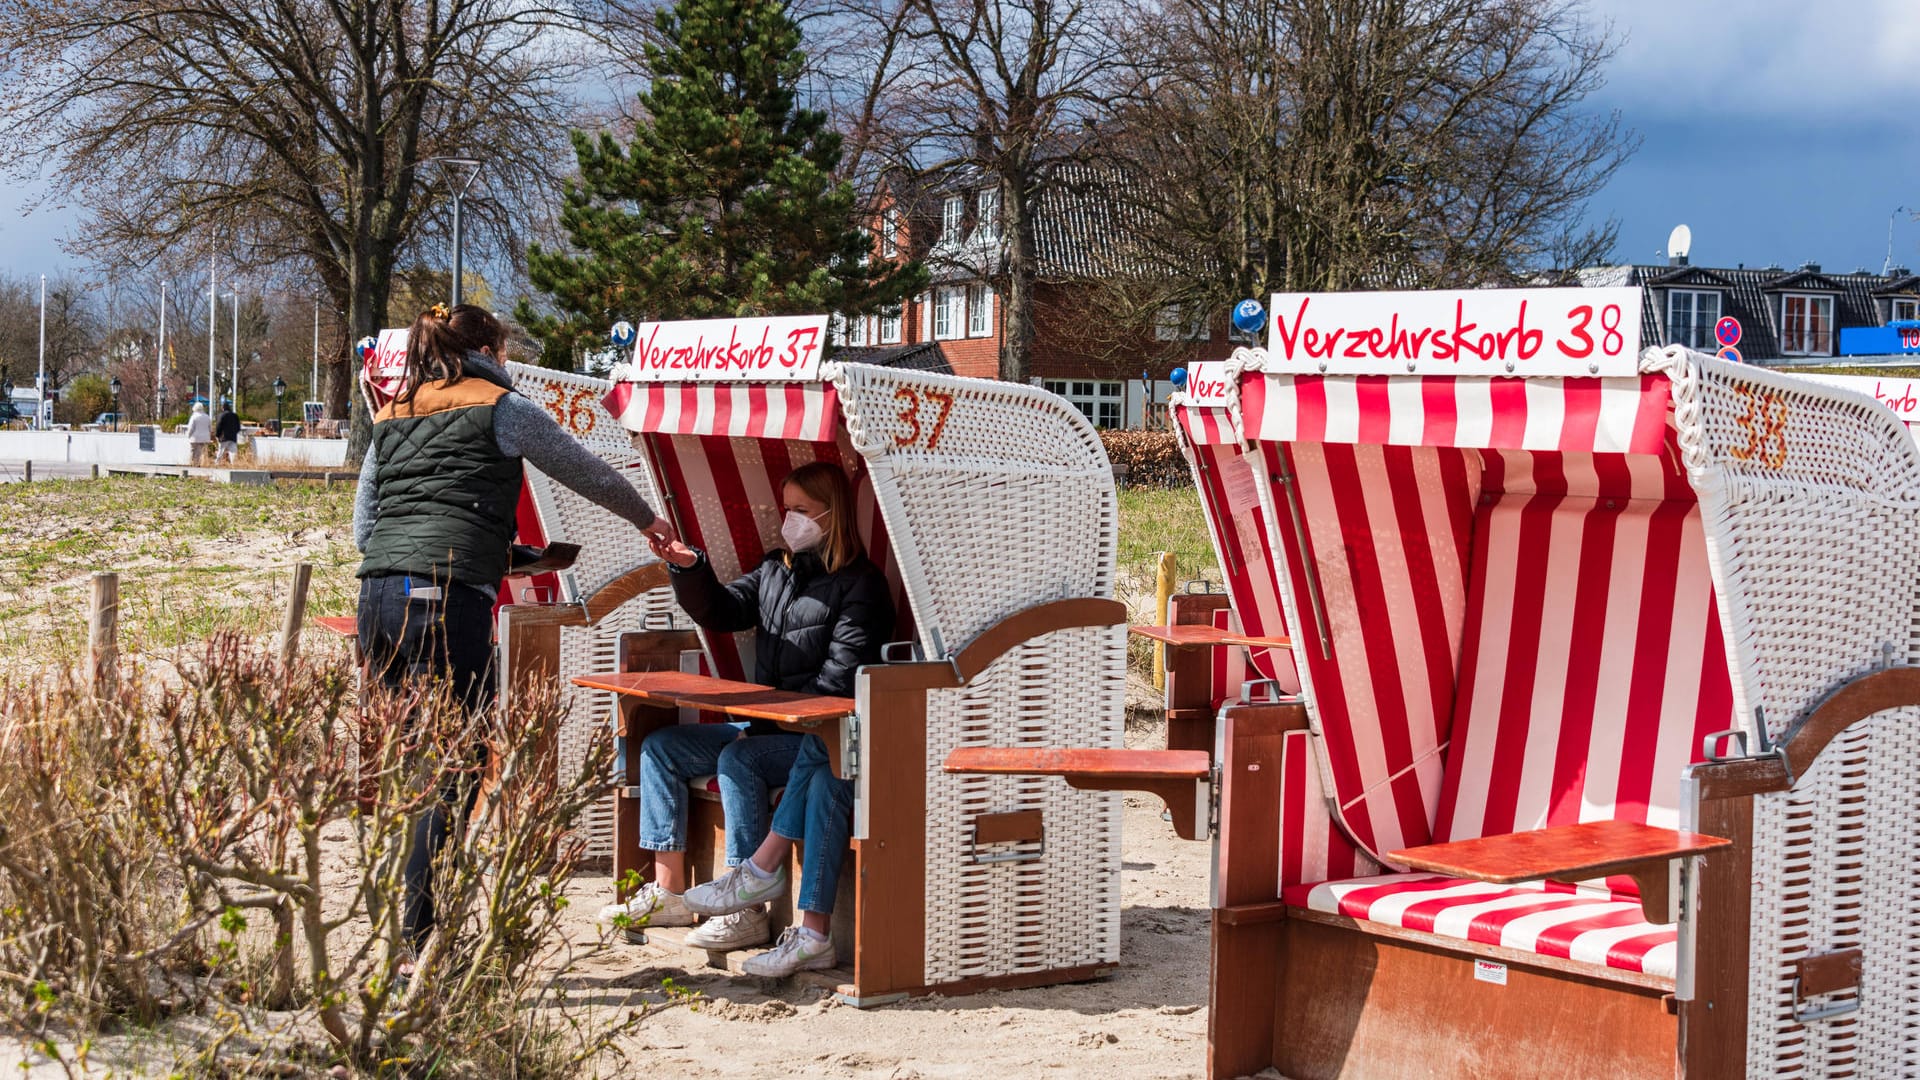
top-left (943, 747), bottom-right (1211, 840)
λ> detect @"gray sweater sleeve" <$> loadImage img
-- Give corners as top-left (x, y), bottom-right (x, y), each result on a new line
top-left (352, 442), bottom-right (380, 551)
top-left (493, 393), bottom-right (657, 528)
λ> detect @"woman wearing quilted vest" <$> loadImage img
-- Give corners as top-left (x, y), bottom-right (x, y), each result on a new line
top-left (353, 302), bottom-right (675, 959)
top-left (596, 461), bottom-right (892, 975)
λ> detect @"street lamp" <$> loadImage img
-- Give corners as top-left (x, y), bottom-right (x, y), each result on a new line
top-left (272, 376), bottom-right (287, 432)
top-left (428, 157), bottom-right (483, 307)
top-left (109, 376), bottom-right (121, 431)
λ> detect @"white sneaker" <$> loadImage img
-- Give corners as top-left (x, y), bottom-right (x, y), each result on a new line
top-left (742, 927), bottom-right (837, 977)
top-left (594, 881), bottom-right (697, 929)
top-left (682, 862), bottom-right (789, 917)
top-left (684, 906), bottom-right (771, 950)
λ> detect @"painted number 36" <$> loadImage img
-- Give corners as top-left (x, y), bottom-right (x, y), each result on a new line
top-left (893, 387), bottom-right (955, 451)
top-left (544, 386), bottom-right (598, 436)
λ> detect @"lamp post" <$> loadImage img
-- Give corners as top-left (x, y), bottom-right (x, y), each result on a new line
top-left (428, 157), bottom-right (483, 307)
top-left (226, 291), bottom-right (239, 417)
top-left (36, 274), bottom-right (46, 430)
top-left (156, 281), bottom-right (167, 423)
top-left (273, 376), bottom-right (286, 432)
top-left (109, 376), bottom-right (121, 431)
top-left (2, 377), bottom-right (11, 428)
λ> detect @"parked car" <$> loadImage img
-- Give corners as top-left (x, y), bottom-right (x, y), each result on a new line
top-left (92, 412), bottom-right (124, 429)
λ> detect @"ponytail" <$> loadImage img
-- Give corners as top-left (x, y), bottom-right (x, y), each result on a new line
top-left (399, 303), bottom-right (503, 405)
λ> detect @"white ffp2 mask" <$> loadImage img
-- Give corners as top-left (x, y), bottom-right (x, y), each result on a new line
top-left (782, 509), bottom-right (827, 553)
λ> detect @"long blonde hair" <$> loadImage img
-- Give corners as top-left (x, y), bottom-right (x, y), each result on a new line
top-left (785, 461), bottom-right (862, 574)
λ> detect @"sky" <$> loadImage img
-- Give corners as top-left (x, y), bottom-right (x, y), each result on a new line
top-left (3, 1), bottom-right (1919, 280)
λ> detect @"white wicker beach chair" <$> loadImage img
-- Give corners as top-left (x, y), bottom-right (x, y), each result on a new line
top-left (596, 352), bottom-right (1125, 1003)
top-left (953, 323), bottom-right (1920, 1075)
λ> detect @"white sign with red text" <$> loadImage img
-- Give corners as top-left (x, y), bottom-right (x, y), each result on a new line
top-left (1267, 287), bottom-right (1643, 378)
top-left (361, 328), bottom-right (409, 408)
top-left (1795, 374), bottom-right (1920, 438)
top-left (626, 315), bottom-right (829, 382)
top-left (1183, 361), bottom-right (1232, 408)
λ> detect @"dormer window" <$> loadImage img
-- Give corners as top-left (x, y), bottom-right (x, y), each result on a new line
top-left (881, 208), bottom-right (899, 258)
top-left (976, 188), bottom-right (1001, 243)
top-left (1780, 294), bottom-right (1834, 355)
top-left (1892, 297), bottom-right (1918, 323)
top-left (942, 196), bottom-right (964, 243)
top-left (1666, 289), bottom-right (1721, 351)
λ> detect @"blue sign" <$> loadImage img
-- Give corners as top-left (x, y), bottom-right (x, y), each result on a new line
top-left (611, 320), bottom-right (636, 347)
top-left (356, 335), bottom-right (378, 359)
top-left (1231, 299), bottom-right (1266, 335)
top-left (1169, 366), bottom-right (1189, 389)
top-left (1840, 321), bottom-right (1920, 356)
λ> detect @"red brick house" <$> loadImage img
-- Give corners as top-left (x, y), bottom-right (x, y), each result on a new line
top-left (835, 170), bottom-right (1235, 428)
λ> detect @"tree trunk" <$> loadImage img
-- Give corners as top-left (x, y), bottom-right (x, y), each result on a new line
top-left (1000, 176), bottom-right (1036, 384)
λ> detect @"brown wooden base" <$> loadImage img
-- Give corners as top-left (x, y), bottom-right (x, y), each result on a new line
top-left (1218, 915), bottom-right (1677, 1080)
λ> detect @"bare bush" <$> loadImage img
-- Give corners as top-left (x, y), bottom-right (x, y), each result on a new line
top-left (1, 634), bottom-right (644, 1076)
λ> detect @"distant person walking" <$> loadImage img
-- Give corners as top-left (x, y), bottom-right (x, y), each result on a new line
top-left (214, 405), bottom-right (241, 463)
top-left (185, 403), bottom-right (212, 465)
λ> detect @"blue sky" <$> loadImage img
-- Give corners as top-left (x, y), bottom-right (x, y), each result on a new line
top-left (3, 1), bottom-right (1917, 278)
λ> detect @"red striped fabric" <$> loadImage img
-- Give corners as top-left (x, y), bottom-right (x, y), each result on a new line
top-left (1259, 440), bottom-right (1481, 859)
top-left (641, 431), bottom-right (913, 681)
top-left (1241, 374), bottom-right (1670, 455)
top-left (1281, 873), bottom-right (1676, 978)
top-left (1277, 730), bottom-right (1378, 890)
top-left (1431, 448), bottom-right (1734, 889)
top-left (604, 381), bottom-right (841, 443)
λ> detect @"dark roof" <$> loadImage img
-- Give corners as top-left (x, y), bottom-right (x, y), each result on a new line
top-left (834, 342), bottom-right (952, 374)
top-left (1582, 263), bottom-right (1900, 361)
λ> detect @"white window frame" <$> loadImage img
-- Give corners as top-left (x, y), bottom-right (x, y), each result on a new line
top-left (975, 188), bottom-right (1000, 243)
top-left (1780, 293), bottom-right (1834, 355)
top-left (881, 208), bottom-right (899, 258)
top-left (934, 286), bottom-right (965, 340)
top-left (879, 307), bottom-right (903, 344)
top-left (1665, 289), bottom-right (1722, 351)
top-left (847, 314), bottom-right (869, 348)
top-left (918, 292), bottom-right (932, 340)
top-left (1892, 297), bottom-right (1919, 323)
top-left (829, 313), bottom-right (849, 346)
top-left (1043, 378), bottom-right (1125, 429)
top-left (941, 196), bottom-right (964, 245)
top-left (1155, 304), bottom-right (1208, 342)
top-left (968, 284), bottom-right (993, 337)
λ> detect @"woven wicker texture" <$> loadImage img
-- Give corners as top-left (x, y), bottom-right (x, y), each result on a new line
top-left (1741, 715), bottom-right (1897, 1074)
top-left (918, 624), bottom-right (1126, 984)
top-left (831, 363), bottom-right (1125, 986)
top-left (506, 362), bottom-right (688, 857)
top-left (1649, 347), bottom-right (1920, 747)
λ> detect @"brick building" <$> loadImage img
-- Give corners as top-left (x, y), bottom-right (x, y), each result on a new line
top-left (835, 170), bottom-right (1235, 428)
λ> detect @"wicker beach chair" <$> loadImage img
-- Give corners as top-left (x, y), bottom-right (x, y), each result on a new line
top-left (597, 347), bottom-right (1126, 1004)
top-left (955, 310), bottom-right (1920, 1075)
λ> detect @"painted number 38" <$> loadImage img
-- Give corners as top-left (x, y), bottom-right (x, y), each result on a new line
top-left (1730, 385), bottom-right (1789, 469)
top-left (543, 386), bottom-right (598, 436)
top-left (893, 387), bottom-right (955, 451)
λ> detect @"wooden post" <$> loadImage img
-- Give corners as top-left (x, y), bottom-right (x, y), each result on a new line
top-left (278, 562), bottom-right (312, 668)
top-left (88, 572), bottom-right (119, 696)
top-left (21, 460), bottom-right (30, 483)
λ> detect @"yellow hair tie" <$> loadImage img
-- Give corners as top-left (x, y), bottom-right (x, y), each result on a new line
top-left (428, 302), bottom-right (450, 320)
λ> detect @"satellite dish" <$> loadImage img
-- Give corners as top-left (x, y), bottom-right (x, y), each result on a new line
top-left (1668, 224), bottom-right (1693, 261)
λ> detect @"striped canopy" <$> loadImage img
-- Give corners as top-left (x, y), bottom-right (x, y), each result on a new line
top-left (1179, 366), bottom-right (1736, 890)
top-left (602, 377), bottom-right (912, 681)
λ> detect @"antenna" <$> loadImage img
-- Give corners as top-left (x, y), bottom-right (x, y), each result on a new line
top-left (1887, 206), bottom-right (1910, 275)
top-left (1667, 224), bottom-right (1692, 266)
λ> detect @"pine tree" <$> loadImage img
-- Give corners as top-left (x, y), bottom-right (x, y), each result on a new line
top-left (519, 0), bottom-right (924, 365)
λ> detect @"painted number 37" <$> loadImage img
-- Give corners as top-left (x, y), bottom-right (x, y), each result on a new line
top-left (893, 387), bottom-right (955, 450)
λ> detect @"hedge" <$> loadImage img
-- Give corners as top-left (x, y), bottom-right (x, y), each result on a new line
top-left (1099, 429), bottom-right (1190, 487)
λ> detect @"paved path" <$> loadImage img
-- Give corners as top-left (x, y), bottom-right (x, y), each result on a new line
top-left (0, 460), bottom-right (100, 483)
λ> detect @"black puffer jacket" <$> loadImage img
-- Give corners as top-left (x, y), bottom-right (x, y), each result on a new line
top-left (668, 548), bottom-right (894, 725)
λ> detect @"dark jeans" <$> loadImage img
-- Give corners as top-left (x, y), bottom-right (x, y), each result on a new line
top-left (356, 573), bottom-right (496, 948)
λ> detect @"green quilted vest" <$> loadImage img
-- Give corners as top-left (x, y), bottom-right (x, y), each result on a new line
top-left (358, 376), bottom-right (523, 587)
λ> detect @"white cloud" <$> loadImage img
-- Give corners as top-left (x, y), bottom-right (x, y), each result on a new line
top-left (1587, 0), bottom-right (1920, 116)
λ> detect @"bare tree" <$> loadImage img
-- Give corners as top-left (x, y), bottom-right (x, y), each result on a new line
top-left (1100, 0), bottom-right (1633, 321)
top-left (894, 0), bottom-right (1140, 382)
top-left (0, 0), bottom-right (636, 459)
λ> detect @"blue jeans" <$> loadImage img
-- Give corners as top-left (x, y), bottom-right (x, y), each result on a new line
top-left (770, 735), bottom-right (853, 914)
top-left (638, 724), bottom-right (801, 866)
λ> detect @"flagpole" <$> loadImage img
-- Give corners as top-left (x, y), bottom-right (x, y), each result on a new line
top-left (35, 274), bottom-right (46, 430)
top-left (157, 282), bottom-right (167, 422)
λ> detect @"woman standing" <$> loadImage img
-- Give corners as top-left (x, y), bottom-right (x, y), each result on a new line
top-left (354, 303), bottom-right (676, 955)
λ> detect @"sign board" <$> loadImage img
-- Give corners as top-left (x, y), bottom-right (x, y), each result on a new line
top-left (303, 401), bottom-right (325, 426)
top-left (625, 315), bottom-right (829, 382)
top-left (1716, 346), bottom-right (1743, 365)
top-left (1796, 373), bottom-right (1920, 424)
top-left (1267, 287), bottom-right (1643, 378)
top-left (1715, 316), bottom-right (1742, 348)
top-left (1183, 361), bottom-right (1233, 407)
top-left (361, 328), bottom-right (408, 407)
top-left (138, 426), bottom-right (156, 452)
top-left (1839, 321), bottom-right (1920, 356)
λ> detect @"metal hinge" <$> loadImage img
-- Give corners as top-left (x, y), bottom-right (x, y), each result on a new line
top-left (1208, 762), bottom-right (1223, 836)
top-left (840, 712), bottom-right (861, 785)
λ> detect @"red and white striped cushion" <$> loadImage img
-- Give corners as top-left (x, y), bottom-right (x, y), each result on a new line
top-left (1282, 872), bottom-right (1676, 978)
top-left (1277, 730), bottom-right (1379, 888)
